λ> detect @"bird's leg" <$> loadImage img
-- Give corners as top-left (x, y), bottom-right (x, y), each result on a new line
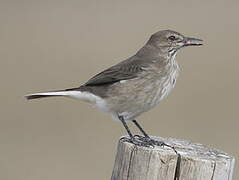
top-left (119, 116), bottom-right (153, 147)
top-left (132, 119), bottom-right (168, 147)
top-left (132, 120), bottom-right (179, 153)
top-left (132, 119), bottom-right (150, 138)
top-left (119, 116), bottom-right (175, 149)
top-left (118, 116), bottom-right (134, 139)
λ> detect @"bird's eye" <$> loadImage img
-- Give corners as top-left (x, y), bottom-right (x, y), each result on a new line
top-left (168, 35), bottom-right (176, 41)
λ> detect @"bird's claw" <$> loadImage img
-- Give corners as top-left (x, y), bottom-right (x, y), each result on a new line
top-left (121, 135), bottom-right (166, 148)
top-left (120, 136), bottom-right (153, 147)
top-left (134, 135), bottom-right (166, 146)
top-left (121, 135), bottom-right (177, 154)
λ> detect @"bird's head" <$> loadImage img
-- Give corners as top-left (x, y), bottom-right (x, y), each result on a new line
top-left (147, 30), bottom-right (203, 53)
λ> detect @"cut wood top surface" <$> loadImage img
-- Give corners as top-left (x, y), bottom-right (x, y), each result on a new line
top-left (111, 136), bottom-right (235, 180)
top-left (134, 136), bottom-right (234, 162)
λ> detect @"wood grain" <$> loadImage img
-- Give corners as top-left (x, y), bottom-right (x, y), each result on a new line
top-left (111, 136), bottom-right (235, 180)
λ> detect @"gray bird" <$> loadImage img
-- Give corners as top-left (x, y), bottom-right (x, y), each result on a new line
top-left (25, 30), bottom-right (203, 146)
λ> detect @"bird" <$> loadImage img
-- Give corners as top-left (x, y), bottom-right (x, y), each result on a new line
top-left (25, 30), bottom-right (203, 146)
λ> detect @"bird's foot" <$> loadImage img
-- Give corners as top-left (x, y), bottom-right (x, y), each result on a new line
top-left (133, 135), bottom-right (178, 153)
top-left (120, 136), bottom-right (154, 147)
top-left (134, 135), bottom-right (165, 146)
top-left (120, 135), bottom-right (178, 153)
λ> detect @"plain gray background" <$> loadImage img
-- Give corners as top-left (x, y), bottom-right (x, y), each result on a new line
top-left (0, 0), bottom-right (238, 179)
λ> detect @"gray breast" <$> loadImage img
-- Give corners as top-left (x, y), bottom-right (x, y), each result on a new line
top-left (147, 54), bottom-right (180, 108)
top-left (104, 54), bottom-right (180, 120)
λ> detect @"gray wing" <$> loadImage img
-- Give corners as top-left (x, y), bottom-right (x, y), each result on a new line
top-left (84, 56), bottom-right (148, 86)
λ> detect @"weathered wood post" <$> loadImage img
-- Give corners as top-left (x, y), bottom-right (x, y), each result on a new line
top-left (111, 136), bottom-right (235, 180)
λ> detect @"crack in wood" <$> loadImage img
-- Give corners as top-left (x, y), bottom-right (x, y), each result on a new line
top-left (174, 153), bottom-right (181, 180)
top-left (211, 161), bottom-right (216, 180)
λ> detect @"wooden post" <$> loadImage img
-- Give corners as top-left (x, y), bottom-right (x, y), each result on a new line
top-left (111, 136), bottom-right (235, 180)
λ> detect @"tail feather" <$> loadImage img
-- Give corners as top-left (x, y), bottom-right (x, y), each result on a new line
top-left (25, 91), bottom-right (69, 100)
top-left (25, 90), bottom-right (101, 105)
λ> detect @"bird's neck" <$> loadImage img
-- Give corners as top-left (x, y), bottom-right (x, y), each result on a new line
top-left (136, 44), bottom-right (178, 63)
top-left (136, 45), bottom-right (180, 76)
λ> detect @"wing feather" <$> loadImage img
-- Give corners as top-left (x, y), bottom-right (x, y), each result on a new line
top-left (84, 57), bottom-right (147, 86)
